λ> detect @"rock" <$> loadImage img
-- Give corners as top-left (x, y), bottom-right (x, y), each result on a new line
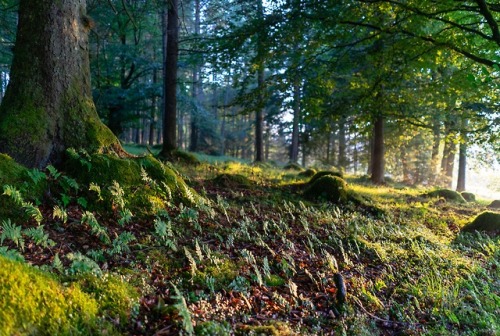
top-left (283, 162), bottom-right (304, 171)
top-left (461, 211), bottom-right (500, 236)
top-left (487, 200), bottom-right (500, 209)
top-left (308, 170), bottom-right (344, 185)
top-left (461, 192), bottom-right (476, 202)
top-left (212, 173), bottom-right (253, 189)
top-left (298, 168), bottom-right (317, 178)
top-left (303, 175), bottom-right (350, 203)
top-left (423, 189), bottom-right (466, 203)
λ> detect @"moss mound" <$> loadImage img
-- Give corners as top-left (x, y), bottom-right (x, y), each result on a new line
top-left (461, 212), bottom-right (500, 236)
top-left (303, 175), bottom-right (350, 203)
top-left (487, 200), bottom-right (500, 209)
top-left (212, 173), bottom-right (253, 189)
top-left (0, 153), bottom-right (28, 186)
top-left (63, 151), bottom-right (203, 211)
top-left (308, 170), bottom-right (344, 184)
top-left (283, 162), bottom-right (303, 171)
top-left (298, 168), bottom-right (317, 178)
top-left (0, 256), bottom-right (116, 335)
top-left (461, 192), bottom-right (476, 202)
top-left (423, 189), bottom-right (466, 203)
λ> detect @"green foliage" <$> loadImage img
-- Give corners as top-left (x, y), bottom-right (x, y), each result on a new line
top-left (172, 284), bottom-right (194, 335)
top-left (195, 321), bottom-right (231, 336)
top-left (0, 219), bottom-right (24, 250)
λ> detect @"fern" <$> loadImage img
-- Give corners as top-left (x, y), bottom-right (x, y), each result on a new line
top-left (61, 176), bottom-right (79, 192)
top-left (22, 202), bottom-right (43, 225)
top-left (53, 205), bottom-right (68, 223)
top-left (2, 185), bottom-right (23, 205)
top-left (154, 217), bottom-right (177, 251)
top-left (109, 181), bottom-right (126, 210)
top-left (66, 252), bottom-right (102, 276)
top-left (118, 209), bottom-right (133, 227)
top-left (27, 168), bottom-right (47, 185)
top-left (46, 165), bottom-right (61, 179)
top-left (23, 225), bottom-right (55, 248)
top-left (0, 219), bottom-right (24, 250)
top-left (66, 148), bottom-right (92, 171)
top-left (172, 284), bottom-right (194, 335)
top-left (108, 232), bottom-right (136, 255)
top-left (52, 253), bottom-right (64, 273)
top-left (0, 246), bottom-right (25, 262)
top-left (81, 211), bottom-right (110, 244)
top-left (184, 247), bottom-right (198, 277)
top-left (89, 183), bottom-right (103, 201)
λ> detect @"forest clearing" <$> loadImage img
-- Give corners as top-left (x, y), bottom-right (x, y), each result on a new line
top-left (0, 0), bottom-right (499, 335)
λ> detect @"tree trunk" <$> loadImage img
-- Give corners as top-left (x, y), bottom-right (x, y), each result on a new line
top-left (456, 120), bottom-right (468, 192)
top-left (429, 116), bottom-right (441, 183)
top-left (371, 114), bottom-right (385, 184)
top-left (0, 0), bottom-right (121, 168)
top-left (189, 0), bottom-right (201, 152)
top-left (254, 0), bottom-right (265, 162)
top-left (160, 0), bottom-right (178, 156)
top-left (290, 80), bottom-right (300, 163)
top-left (338, 116), bottom-right (347, 170)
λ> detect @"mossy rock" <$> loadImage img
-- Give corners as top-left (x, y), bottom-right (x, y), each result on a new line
top-left (212, 173), bottom-right (253, 189)
top-left (298, 168), bottom-right (317, 178)
top-left (283, 162), bottom-right (304, 171)
top-left (0, 153), bottom-right (28, 186)
top-left (461, 192), bottom-right (476, 202)
top-left (63, 151), bottom-right (203, 211)
top-left (423, 189), bottom-right (466, 203)
top-left (237, 322), bottom-right (292, 336)
top-left (168, 150), bottom-right (201, 165)
top-left (488, 200), bottom-right (500, 209)
top-left (0, 256), bottom-right (118, 335)
top-left (303, 175), bottom-right (350, 203)
top-left (308, 170), bottom-right (344, 184)
top-left (461, 211), bottom-right (500, 236)
top-left (195, 321), bottom-right (232, 336)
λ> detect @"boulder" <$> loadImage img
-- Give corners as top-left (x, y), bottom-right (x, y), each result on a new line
top-left (461, 211), bottom-right (500, 236)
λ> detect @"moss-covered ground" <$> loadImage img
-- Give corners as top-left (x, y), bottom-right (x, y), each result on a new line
top-left (0, 149), bottom-right (498, 335)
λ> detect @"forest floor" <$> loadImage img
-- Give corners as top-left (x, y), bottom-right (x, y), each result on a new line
top-left (0, 148), bottom-right (499, 335)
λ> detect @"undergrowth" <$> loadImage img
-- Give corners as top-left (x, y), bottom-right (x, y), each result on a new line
top-left (0, 151), bottom-right (498, 335)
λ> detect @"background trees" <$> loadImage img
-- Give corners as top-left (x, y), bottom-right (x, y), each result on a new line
top-left (0, 0), bottom-right (498, 190)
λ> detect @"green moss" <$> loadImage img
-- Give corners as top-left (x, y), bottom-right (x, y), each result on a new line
top-left (0, 153), bottom-right (28, 186)
top-left (283, 163), bottom-right (303, 171)
top-left (237, 322), bottom-right (292, 336)
top-left (63, 152), bottom-right (203, 210)
top-left (195, 321), bottom-right (232, 335)
top-left (194, 258), bottom-right (239, 290)
top-left (212, 173), bottom-right (253, 189)
top-left (0, 256), bottom-right (116, 335)
top-left (298, 168), bottom-right (317, 178)
top-left (461, 212), bottom-right (500, 235)
top-left (308, 170), bottom-right (344, 184)
top-left (461, 192), bottom-right (476, 202)
top-left (303, 175), bottom-right (350, 203)
top-left (74, 273), bottom-right (139, 325)
top-left (423, 189), bottom-right (467, 203)
top-left (265, 274), bottom-right (286, 287)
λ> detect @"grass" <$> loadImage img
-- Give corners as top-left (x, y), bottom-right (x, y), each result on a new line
top-left (0, 150), bottom-right (498, 335)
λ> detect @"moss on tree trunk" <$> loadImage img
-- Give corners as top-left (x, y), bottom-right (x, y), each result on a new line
top-left (0, 0), bottom-right (122, 168)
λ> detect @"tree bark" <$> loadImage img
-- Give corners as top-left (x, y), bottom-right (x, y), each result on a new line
top-left (371, 114), bottom-right (385, 184)
top-left (338, 116), bottom-right (347, 170)
top-left (254, 0), bottom-right (265, 162)
top-left (290, 79), bottom-right (300, 163)
top-left (189, 0), bottom-right (201, 152)
top-left (160, 0), bottom-right (179, 156)
top-left (0, 0), bottom-right (121, 168)
top-left (456, 120), bottom-right (468, 192)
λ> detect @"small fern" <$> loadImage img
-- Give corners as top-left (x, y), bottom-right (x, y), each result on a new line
top-left (172, 284), bottom-right (194, 335)
top-left (0, 219), bottom-right (24, 250)
top-left (27, 168), bottom-right (47, 185)
top-left (46, 165), bottom-right (61, 180)
top-left (52, 253), bottom-right (64, 273)
top-left (108, 232), bottom-right (136, 256)
top-left (81, 211), bottom-right (110, 243)
top-left (118, 209), bottom-right (133, 227)
top-left (109, 181), bottom-right (126, 210)
top-left (66, 252), bottom-right (102, 276)
top-left (2, 185), bottom-right (23, 205)
top-left (53, 205), bottom-right (68, 224)
top-left (89, 183), bottom-right (103, 201)
top-left (23, 225), bottom-right (55, 248)
top-left (22, 202), bottom-right (43, 225)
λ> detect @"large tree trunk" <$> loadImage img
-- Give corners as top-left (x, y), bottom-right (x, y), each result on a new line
top-left (456, 120), bottom-right (468, 192)
top-left (0, 0), bottom-right (121, 168)
top-left (160, 0), bottom-right (179, 156)
top-left (338, 116), bottom-right (347, 170)
top-left (371, 114), bottom-right (385, 184)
